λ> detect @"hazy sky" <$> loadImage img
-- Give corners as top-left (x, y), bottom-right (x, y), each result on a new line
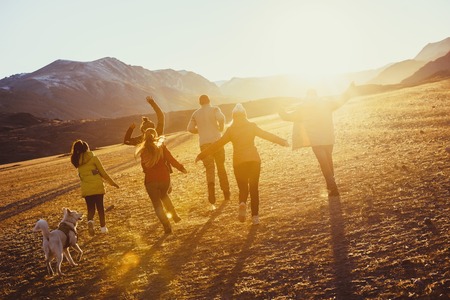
top-left (1, 0), bottom-right (449, 81)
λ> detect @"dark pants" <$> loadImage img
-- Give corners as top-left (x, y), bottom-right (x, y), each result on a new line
top-left (145, 180), bottom-right (178, 230)
top-left (233, 161), bottom-right (261, 216)
top-left (85, 194), bottom-right (106, 227)
top-left (312, 145), bottom-right (338, 193)
top-left (200, 144), bottom-right (230, 203)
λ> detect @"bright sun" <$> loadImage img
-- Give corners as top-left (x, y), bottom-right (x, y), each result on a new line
top-left (249, 2), bottom-right (362, 79)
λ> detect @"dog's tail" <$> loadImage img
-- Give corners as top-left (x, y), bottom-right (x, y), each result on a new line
top-left (33, 219), bottom-right (50, 240)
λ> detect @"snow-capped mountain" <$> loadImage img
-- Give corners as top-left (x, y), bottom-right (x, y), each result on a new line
top-left (0, 57), bottom-right (222, 120)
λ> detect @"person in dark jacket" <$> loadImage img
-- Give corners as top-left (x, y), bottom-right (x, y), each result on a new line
top-left (124, 96), bottom-right (165, 145)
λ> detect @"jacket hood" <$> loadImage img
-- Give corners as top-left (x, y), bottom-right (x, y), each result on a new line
top-left (79, 151), bottom-right (94, 166)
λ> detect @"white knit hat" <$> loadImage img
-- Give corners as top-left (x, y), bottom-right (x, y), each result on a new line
top-left (232, 103), bottom-right (246, 116)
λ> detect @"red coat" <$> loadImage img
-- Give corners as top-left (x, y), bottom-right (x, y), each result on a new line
top-left (141, 145), bottom-right (184, 183)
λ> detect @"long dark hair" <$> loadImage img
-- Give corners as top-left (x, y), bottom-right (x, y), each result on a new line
top-left (70, 140), bottom-right (89, 168)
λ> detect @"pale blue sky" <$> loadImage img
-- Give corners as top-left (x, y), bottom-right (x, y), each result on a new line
top-left (1, 0), bottom-right (449, 81)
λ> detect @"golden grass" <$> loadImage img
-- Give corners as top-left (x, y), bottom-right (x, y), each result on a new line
top-left (0, 80), bottom-right (449, 299)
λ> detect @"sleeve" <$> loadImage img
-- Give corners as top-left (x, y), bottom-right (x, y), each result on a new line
top-left (187, 113), bottom-right (198, 134)
top-left (94, 156), bottom-right (118, 186)
top-left (163, 146), bottom-right (186, 172)
top-left (149, 100), bottom-right (165, 136)
top-left (254, 124), bottom-right (287, 146)
top-left (330, 83), bottom-right (357, 111)
top-left (123, 126), bottom-right (143, 146)
top-left (278, 109), bottom-right (302, 122)
top-left (197, 129), bottom-right (231, 160)
top-left (215, 107), bottom-right (226, 131)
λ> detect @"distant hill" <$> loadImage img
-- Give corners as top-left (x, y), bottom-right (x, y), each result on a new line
top-left (369, 37), bottom-right (450, 85)
top-left (0, 97), bottom-right (298, 164)
top-left (0, 58), bottom-right (223, 120)
top-left (368, 60), bottom-right (426, 85)
top-left (402, 51), bottom-right (450, 85)
top-left (414, 37), bottom-right (450, 61)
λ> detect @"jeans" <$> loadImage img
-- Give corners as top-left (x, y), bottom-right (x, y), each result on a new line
top-left (233, 161), bottom-right (261, 216)
top-left (312, 145), bottom-right (338, 192)
top-left (145, 181), bottom-right (178, 228)
top-left (200, 144), bottom-right (230, 203)
top-left (85, 194), bottom-right (106, 227)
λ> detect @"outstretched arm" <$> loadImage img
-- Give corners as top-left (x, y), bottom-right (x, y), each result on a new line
top-left (278, 107), bottom-right (301, 122)
top-left (146, 96), bottom-right (165, 136)
top-left (332, 82), bottom-right (358, 110)
top-left (163, 146), bottom-right (187, 173)
top-left (255, 125), bottom-right (289, 147)
top-left (195, 130), bottom-right (231, 162)
top-left (94, 156), bottom-right (119, 188)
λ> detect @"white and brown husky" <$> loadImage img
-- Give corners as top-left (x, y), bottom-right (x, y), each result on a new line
top-left (33, 208), bottom-right (83, 275)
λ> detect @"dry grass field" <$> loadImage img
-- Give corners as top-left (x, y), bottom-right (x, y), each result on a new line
top-left (0, 80), bottom-right (449, 299)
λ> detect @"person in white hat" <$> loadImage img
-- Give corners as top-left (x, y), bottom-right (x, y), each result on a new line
top-left (196, 103), bottom-right (289, 225)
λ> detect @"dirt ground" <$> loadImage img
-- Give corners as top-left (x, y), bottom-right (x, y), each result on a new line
top-left (0, 80), bottom-right (449, 299)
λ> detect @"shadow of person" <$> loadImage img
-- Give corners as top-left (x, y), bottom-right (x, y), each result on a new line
top-left (221, 225), bottom-right (259, 298)
top-left (328, 195), bottom-right (361, 300)
top-left (139, 199), bottom-right (230, 299)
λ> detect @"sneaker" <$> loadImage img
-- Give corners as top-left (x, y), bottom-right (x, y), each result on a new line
top-left (100, 226), bottom-right (108, 234)
top-left (238, 202), bottom-right (246, 222)
top-left (224, 190), bottom-right (231, 201)
top-left (88, 220), bottom-right (95, 236)
top-left (252, 215), bottom-right (259, 225)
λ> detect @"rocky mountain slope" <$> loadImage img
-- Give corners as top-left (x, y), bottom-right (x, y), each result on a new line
top-left (0, 57), bottom-right (223, 120)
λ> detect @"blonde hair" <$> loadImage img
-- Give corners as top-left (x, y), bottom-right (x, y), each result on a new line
top-left (135, 128), bottom-right (165, 168)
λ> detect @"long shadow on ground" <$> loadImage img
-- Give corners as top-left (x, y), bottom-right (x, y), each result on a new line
top-left (328, 195), bottom-right (362, 300)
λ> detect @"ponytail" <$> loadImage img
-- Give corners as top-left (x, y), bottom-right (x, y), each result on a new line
top-left (70, 140), bottom-right (89, 168)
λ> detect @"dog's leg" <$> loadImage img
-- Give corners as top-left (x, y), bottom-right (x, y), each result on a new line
top-left (63, 248), bottom-right (77, 266)
top-left (71, 244), bottom-right (83, 261)
top-left (43, 243), bottom-right (54, 275)
top-left (56, 252), bottom-right (64, 275)
top-left (46, 258), bottom-right (54, 275)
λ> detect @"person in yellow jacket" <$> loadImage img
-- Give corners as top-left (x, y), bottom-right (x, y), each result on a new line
top-left (70, 140), bottom-right (119, 236)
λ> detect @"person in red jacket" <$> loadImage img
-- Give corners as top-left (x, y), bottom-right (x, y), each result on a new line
top-left (136, 128), bottom-right (187, 234)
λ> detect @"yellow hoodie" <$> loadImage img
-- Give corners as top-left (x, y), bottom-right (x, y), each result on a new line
top-left (77, 151), bottom-right (117, 197)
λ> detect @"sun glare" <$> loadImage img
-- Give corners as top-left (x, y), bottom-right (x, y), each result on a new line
top-left (253, 2), bottom-right (360, 80)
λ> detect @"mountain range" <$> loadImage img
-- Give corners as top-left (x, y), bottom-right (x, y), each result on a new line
top-left (0, 37), bottom-right (450, 164)
top-left (1, 37), bottom-right (450, 121)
